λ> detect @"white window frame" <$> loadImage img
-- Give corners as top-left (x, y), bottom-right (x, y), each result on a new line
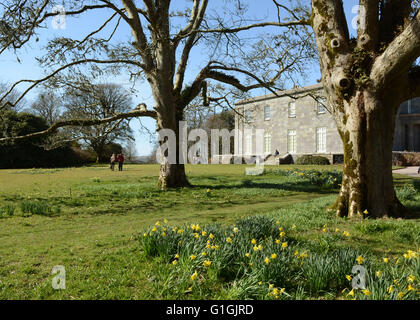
top-left (264, 132), bottom-right (272, 154)
top-left (288, 102), bottom-right (296, 118)
top-left (287, 130), bottom-right (297, 154)
top-left (316, 127), bottom-right (327, 153)
top-left (264, 105), bottom-right (271, 121)
top-left (317, 98), bottom-right (327, 114)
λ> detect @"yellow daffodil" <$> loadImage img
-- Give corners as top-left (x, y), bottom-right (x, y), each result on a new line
top-left (376, 271), bottom-right (382, 277)
top-left (388, 285), bottom-right (394, 294)
top-left (152, 226), bottom-right (157, 232)
top-left (161, 232), bottom-right (166, 237)
top-left (191, 271), bottom-right (198, 281)
top-left (346, 275), bottom-right (352, 281)
top-left (202, 231), bottom-right (207, 236)
top-left (251, 239), bottom-right (257, 245)
top-left (190, 255), bottom-right (196, 260)
top-left (276, 221), bottom-right (280, 225)
top-left (233, 227), bottom-right (239, 233)
top-left (281, 242), bottom-right (288, 249)
top-left (398, 292), bottom-right (404, 300)
top-left (264, 257), bottom-right (270, 264)
top-left (155, 221), bottom-right (162, 226)
top-left (335, 228), bottom-right (340, 232)
top-left (271, 253), bottom-right (277, 259)
top-left (201, 252), bottom-right (207, 256)
top-left (172, 260), bottom-right (177, 265)
top-left (245, 253), bottom-right (250, 258)
top-left (347, 289), bottom-right (354, 297)
top-left (408, 284), bottom-right (414, 291)
top-left (275, 239), bottom-right (281, 244)
top-left (258, 281), bottom-right (262, 286)
top-left (356, 256), bottom-right (365, 265)
top-left (343, 231), bottom-right (351, 237)
top-left (383, 257), bottom-right (389, 263)
top-left (258, 244), bottom-right (263, 251)
top-left (408, 275), bottom-right (415, 283)
top-left (322, 228), bottom-right (327, 233)
top-left (163, 219), bottom-right (168, 224)
top-left (226, 237), bottom-right (232, 243)
top-left (253, 246), bottom-right (259, 252)
top-left (362, 289), bottom-right (371, 296)
top-left (209, 233), bottom-right (214, 239)
top-left (291, 225), bottom-right (296, 229)
top-left (203, 260), bottom-right (212, 267)
top-left (174, 254), bottom-right (179, 259)
top-left (269, 284), bottom-right (274, 289)
top-left (279, 232), bottom-right (286, 237)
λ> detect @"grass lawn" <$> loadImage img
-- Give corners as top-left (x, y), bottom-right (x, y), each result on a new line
top-left (0, 164), bottom-right (419, 299)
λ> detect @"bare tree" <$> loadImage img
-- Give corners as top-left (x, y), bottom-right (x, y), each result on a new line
top-left (62, 82), bottom-right (134, 163)
top-left (0, 0), bottom-right (314, 189)
top-left (31, 91), bottom-right (62, 125)
top-left (305, 0), bottom-right (420, 218)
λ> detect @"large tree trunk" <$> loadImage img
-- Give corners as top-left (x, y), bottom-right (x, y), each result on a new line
top-left (156, 108), bottom-right (190, 189)
top-left (332, 90), bottom-right (404, 218)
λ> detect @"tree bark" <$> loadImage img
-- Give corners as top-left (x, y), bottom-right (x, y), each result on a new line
top-left (332, 90), bottom-right (404, 218)
top-left (156, 107), bottom-right (190, 189)
top-left (309, 0), bottom-right (420, 218)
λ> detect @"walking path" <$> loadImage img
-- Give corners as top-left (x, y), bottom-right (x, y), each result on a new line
top-left (393, 166), bottom-right (420, 177)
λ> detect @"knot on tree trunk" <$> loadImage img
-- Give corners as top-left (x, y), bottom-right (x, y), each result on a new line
top-left (330, 38), bottom-right (342, 49)
top-left (332, 70), bottom-right (351, 91)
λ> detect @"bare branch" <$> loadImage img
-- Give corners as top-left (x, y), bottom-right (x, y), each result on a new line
top-left (0, 58), bottom-right (145, 110)
top-left (0, 107), bottom-right (157, 143)
top-left (371, 10), bottom-right (420, 91)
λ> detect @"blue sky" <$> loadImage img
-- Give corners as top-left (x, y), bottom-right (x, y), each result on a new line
top-left (0, 0), bottom-right (359, 156)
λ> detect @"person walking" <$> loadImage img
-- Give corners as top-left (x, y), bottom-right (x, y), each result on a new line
top-left (117, 153), bottom-right (125, 171)
top-left (110, 153), bottom-right (116, 171)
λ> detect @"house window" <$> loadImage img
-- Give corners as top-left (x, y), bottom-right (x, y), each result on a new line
top-left (245, 109), bottom-right (252, 122)
top-left (245, 134), bottom-right (252, 155)
top-left (317, 98), bottom-right (327, 114)
top-left (316, 127), bottom-right (327, 153)
top-left (264, 106), bottom-right (271, 120)
top-left (288, 102), bottom-right (296, 118)
top-left (287, 130), bottom-right (297, 154)
top-left (264, 132), bottom-right (272, 154)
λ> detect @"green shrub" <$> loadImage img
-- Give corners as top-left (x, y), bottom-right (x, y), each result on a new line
top-left (296, 155), bottom-right (330, 165)
top-left (19, 200), bottom-right (53, 216)
top-left (397, 184), bottom-right (417, 201)
top-left (0, 204), bottom-right (16, 217)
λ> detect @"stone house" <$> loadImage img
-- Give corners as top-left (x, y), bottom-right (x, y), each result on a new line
top-left (234, 83), bottom-right (420, 164)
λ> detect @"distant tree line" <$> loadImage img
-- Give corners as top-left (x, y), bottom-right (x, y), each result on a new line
top-left (0, 81), bottom-right (134, 168)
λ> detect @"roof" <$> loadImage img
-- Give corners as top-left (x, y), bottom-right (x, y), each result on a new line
top-left (235, 83), bottom-right (324, 106)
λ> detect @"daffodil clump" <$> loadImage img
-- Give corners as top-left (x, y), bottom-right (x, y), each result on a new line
top-left (140, 216), bottom-right (419, 300)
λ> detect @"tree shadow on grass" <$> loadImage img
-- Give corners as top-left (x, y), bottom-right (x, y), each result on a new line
top-left (192, 179), bottom-right (338, 195)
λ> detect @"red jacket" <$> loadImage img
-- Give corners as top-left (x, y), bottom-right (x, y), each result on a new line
top-left (117, 154), bottom-right (124, 162)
